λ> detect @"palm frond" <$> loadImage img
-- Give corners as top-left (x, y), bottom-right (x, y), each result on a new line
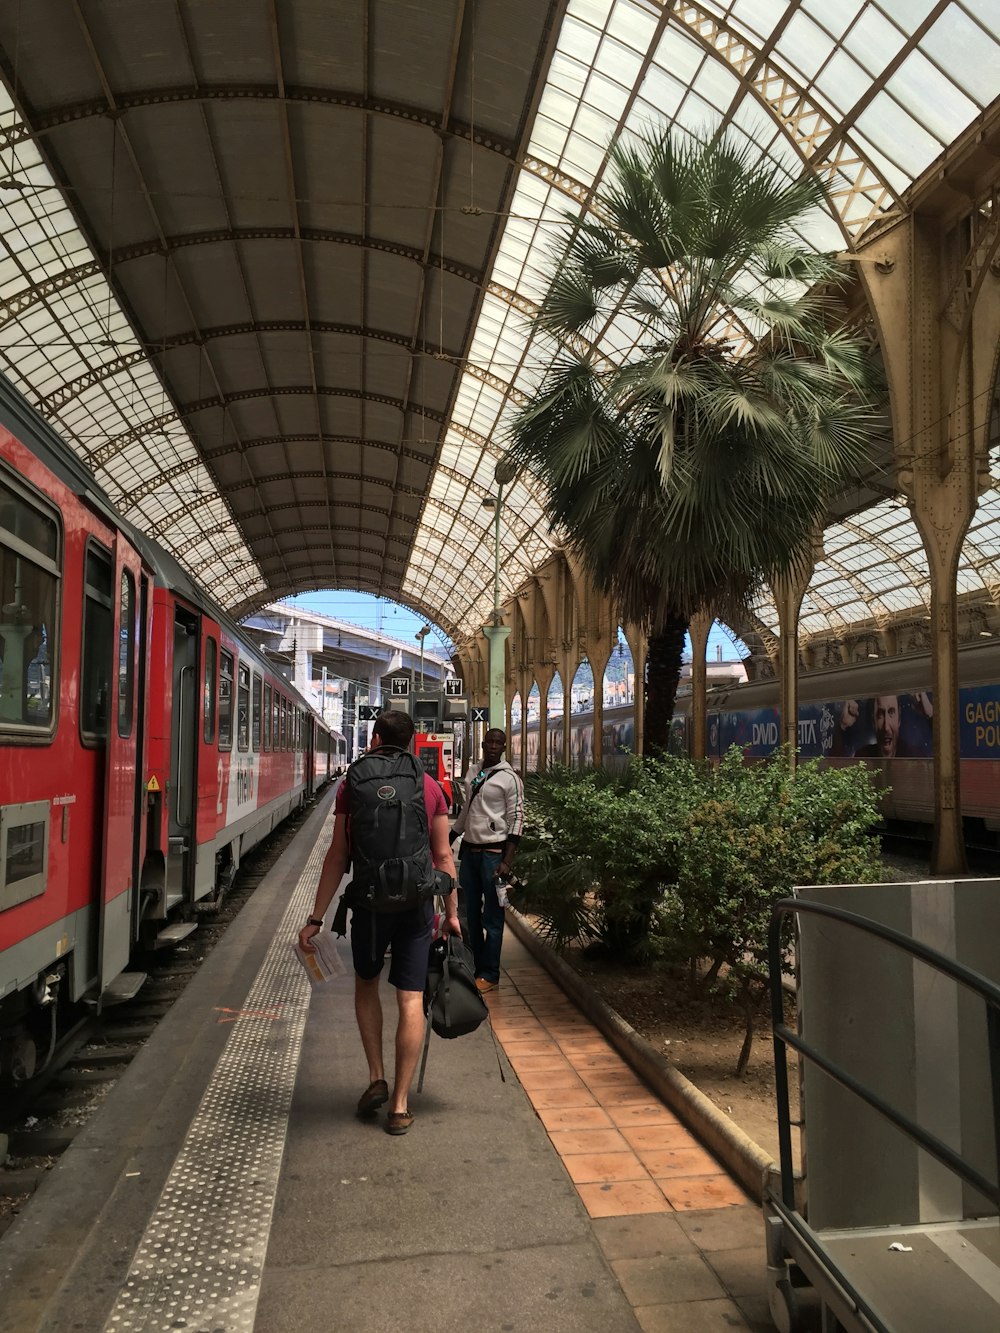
top-left (512, 121), bottom-right (885, 736)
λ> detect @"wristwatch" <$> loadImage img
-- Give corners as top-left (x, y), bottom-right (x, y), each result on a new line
top-left (306, 916), bottom-right (324, 928)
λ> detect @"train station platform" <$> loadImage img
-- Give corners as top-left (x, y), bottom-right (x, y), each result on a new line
top-left (0, 789), bottom-right (773, 1333)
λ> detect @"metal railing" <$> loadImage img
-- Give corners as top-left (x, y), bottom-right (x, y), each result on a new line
top-left (768, 896), bottom-right (1000, 1213)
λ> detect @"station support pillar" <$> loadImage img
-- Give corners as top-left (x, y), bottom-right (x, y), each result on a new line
top-left (688, 611), bottom-right (712, 761)
top-left (591, 651), bottom-right (608, 768)
top-left (484, 625), bottom-right (510, 738)
top-left (772, 549), bottom-right (816, 770)
top-left (625, 623), bottom-right (646, 758)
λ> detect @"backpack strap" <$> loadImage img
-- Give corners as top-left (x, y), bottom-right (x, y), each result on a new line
top-left (466, 767), bottom-right (497, 808)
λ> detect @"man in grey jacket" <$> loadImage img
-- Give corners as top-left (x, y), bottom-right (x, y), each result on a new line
top-left (450, 729), bottom-right (525, 992)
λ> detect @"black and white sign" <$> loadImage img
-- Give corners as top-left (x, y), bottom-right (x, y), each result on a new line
top-left (471, 706), bottom-right (489, 723)
top-left (389, 677), bottom-right (410, 697)
top-left (358, 703), bottom-right (379, 721)
top-left (444, 677), bottom-right (463, 697)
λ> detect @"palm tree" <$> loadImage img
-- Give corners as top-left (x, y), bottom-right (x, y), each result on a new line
top-left (507, 126), bottom-right (882, 751)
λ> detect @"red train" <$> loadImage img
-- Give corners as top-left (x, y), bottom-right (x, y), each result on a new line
top-left (0, 380), bottom-right (344, 1084)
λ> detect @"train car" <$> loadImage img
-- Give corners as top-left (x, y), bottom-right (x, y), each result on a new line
top-left (0, 377), bottom-right (339, 1083)
top-left (509, 704), bottom-right (635, 770)
top-left (309, 712), bottom-right (347, 790)
top-left (510, 643), bottom-right (1000, 843)
top-left (692, 643), bottom-right (1000, 841)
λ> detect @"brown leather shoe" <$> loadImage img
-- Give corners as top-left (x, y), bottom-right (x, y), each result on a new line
top-left (386, 1109), bottom-right (414, 1135)
top-left (474, 978), bottom-right (497, 993)
top-left (357, 1078), bottom-right (388, 1116)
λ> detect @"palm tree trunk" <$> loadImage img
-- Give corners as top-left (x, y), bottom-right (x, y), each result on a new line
top-left (645, 610), bottom-right (688, 754)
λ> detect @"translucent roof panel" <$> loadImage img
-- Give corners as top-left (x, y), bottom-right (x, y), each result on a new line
top-left (0, 1), bottom-right (995, 644)
top-left (407, 0), bottom-right (999, 641)
top-left (0, 89), bottom-right (265, 610)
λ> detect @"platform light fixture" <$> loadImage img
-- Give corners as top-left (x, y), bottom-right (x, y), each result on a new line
top-left (481, 456), bottom-right (520, 732)
top-left (415, 624), bottom-right (430, 690)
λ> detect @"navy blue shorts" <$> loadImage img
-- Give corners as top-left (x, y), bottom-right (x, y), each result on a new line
top-left (350, 902), bottom-right (433, 992)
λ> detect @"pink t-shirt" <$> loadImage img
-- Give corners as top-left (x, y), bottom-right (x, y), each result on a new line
top-left (335, 771), bottom-right (447, 820)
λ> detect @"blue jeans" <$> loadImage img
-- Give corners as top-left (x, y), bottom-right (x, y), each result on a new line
top-left (459, 848), bottom-right (504, 983)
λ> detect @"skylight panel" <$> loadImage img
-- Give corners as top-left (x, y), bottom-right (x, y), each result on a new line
top-left (855, 94), bottom-right (941, 178)
top-left (606, 0), bottom-right (657, 50)
top-left (550, 53), bottom-right (590, 101)
top-left (923, 8), bottom-right (1000, 106)
top-left (842, 6), bottom-right (908, 74)
top-left (687, 52), bottom-right (743, 111)
top-left (801, 0), bottom-right (864, 41)
top-left (595, 39), bottom-right (645, 94)
top-left (654, 21), bottom-right (712, 87)
top-left (773, 10), bottom-right (832, 84)
top-left (889, 47), bottom-right (977, 142)
top-left (538, 86), bottom-right (581, 132)
top-left (563, 130), bottom-right (607, 181)
top-left (562, 7), bottom-right (604, 65)
top-left (532, 113), bottom-right (572, 162)
top-left (574, 89), bottom-right (623, 146)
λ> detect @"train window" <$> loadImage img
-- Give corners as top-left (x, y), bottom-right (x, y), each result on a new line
top-left (271, 689), bottom-right (280, 749)
top-left (81, 543), bottom-right (113, 743)
top-left (0, 799), bottom-right (50, 910)
top-left (263, 682), bottom-right (272, 751)
top-left (280, 697), bottom-right (287, 750)
top-left (252, 673), bottom-right (262, 750)
top-left (237, 663), bottom-right (250, 751)
top-left (218, 651), bottom-right (233, 750)
top-left (0, 469), bottom-right (60, 734)
top-left (203, 638), bottom-right (217, 743)
top-left (117, 569), bottom-right (135, 738)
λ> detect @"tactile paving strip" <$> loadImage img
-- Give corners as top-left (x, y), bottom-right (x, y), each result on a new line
top-left (104, 809), bottom-right (335, 1332)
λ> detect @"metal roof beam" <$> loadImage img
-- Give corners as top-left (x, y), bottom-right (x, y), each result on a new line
top-left (85, 387), bottom-right (448, 468)
top-left (0, 84), bottom-right (520, 162)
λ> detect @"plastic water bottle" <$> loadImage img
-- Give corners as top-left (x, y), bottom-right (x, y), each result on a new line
top-left (495, 874), bottom-right (510, 908)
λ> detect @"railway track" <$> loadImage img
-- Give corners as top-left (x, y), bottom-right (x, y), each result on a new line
top-left (0, 804), bottom-right (311, 1239)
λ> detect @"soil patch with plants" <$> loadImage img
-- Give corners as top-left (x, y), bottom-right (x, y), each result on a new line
top-left (513, 757), bottom-right (927, 1165)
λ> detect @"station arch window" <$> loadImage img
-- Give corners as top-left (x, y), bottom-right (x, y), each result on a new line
top-left (237, 663), bottom-right (250, 752)
top-left (218, 651), bottom-right (233, 751)
top-left (81, 542), bottom-right (113, 744)
top-left (203, 638), bottom-right (217, 743)
top-left (0, 467), bottom-right (60, 736)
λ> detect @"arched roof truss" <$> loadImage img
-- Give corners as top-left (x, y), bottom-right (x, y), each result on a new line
top-left (0, 1), bottom-right (995, 646)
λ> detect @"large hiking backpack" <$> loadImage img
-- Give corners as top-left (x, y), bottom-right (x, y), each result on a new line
top-left (346, 746), bottom-right (435, 913)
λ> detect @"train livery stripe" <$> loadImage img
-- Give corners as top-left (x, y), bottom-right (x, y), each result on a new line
top-left (104, 808), bottom-right (334, 1332)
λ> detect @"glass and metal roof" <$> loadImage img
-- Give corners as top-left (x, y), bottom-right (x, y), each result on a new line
top-left (0, 1), bottom-right (996, 644)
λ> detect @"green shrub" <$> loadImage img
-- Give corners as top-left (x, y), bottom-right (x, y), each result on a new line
top-left (516, 757), bottom-right (702, 960)
top-left (514, 746), bottom-right (884, 1073)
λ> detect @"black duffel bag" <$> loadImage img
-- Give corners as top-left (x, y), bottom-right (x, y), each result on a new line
top-left (423, 936), bottom-right (488, 1039)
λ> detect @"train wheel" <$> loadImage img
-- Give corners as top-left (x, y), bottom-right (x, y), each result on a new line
top-left (0, 1028), bottom-right (38, 1084)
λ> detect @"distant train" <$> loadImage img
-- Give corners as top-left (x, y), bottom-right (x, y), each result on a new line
top-left (509, 641), bottom-right (1000, 842)
top-left (0, 375), bottom-right (345, 1084)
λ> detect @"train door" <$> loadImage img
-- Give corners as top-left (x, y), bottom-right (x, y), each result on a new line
top-left (166, 604), bottom-right (199, 908)
top-left (96, 539), bottom-right (145, 997)
top-left (305, 716), bottom-right (316, 799)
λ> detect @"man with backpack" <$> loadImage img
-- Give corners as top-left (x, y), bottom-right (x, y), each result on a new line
top-left (450, 729), bottom-right (524, 993)
top-left (298, 710), bottom-right (460, 1136)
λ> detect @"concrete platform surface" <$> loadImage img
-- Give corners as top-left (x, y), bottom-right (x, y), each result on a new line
top-left (0, 788), bottom-right (774, 1332)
